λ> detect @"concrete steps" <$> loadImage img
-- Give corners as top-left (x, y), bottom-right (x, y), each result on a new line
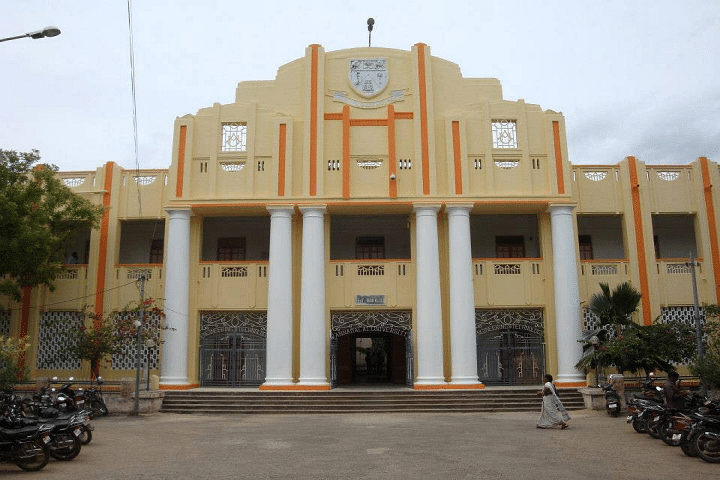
top-left (160, 388), bottom-right (586, 414)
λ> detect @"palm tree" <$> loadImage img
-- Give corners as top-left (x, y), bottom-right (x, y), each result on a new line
top-left (588, 282), bottom-right (642, 328)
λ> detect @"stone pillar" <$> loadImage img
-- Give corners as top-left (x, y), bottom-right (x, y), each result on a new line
top-left (447, 204), bottom-right (480, 385)
top-left (160, 207), bottom-right (192, 387)
top-left (413, 204), bottom-right (445, 386)
top-left (549, 204), bottom-right (585, 386)
top-left (262, 206), bottom-right (295, 387)
top-left (298, 206), bottom-right (328, 387)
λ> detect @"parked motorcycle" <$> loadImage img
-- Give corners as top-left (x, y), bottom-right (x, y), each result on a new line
top-left (602, 383), bottom-right (622, 416)
top-left (75, 377), bottom-right (108, 417)
top-left (682, 412), bottom-right (720, 463)
top-left (0, 423), bottom-right (52, 471)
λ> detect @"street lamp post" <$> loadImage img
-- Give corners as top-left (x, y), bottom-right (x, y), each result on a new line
top-left (0, 26), bottom-right (61, 43)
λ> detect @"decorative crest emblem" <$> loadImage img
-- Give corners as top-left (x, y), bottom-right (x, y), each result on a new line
top-left (349, 58), bottom-right (388, 99)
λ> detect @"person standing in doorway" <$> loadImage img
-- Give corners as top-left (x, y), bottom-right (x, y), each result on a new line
top-left (536, 374), bottom-right (570, 429)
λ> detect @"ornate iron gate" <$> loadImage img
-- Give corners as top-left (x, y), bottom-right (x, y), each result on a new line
top-left (200, 333), bottom-right (266, 386)
top-left (199, 311), bottom-right (267, 387)
top-left (475, 309), bottom-right (545, 386)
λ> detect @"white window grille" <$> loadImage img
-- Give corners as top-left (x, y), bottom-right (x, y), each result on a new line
top-left (357, 158), bottom-right (383, 170)
top-left (494, 159), bottom-right (520, 170)
top-left (220, 162), bottom-right (245, 172)
top-left (494, 263), bottom-right (521, 275)
top-left (357, 265), bottom-right (385, 276)
top-left (584, 171), bottom-right (608, 181)
top-left (657, 171), bottom-right (680, 181)
top-left (221, 266), bottom-right (248, 278)
top-left (491, 120), bottom-right (518, 148)
top-left (127, 269), bottom-right (152, 280)
top-left (63, 177), bottom-right (85, 187)
top-left (591, 264), bottom-right (618, 275)
top-left (37, 312), bottom-right (83, 370)
top-left (221, 123), bottom-right (247, 152)
top-left (134, 176), bottom-right (156, 186)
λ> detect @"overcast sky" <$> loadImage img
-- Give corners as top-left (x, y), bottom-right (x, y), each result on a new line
top-left (2, 1), bottom-right (719, 172)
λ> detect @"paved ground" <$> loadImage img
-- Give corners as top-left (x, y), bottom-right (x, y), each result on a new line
top-left (0, 409), bottom-right (716, 479)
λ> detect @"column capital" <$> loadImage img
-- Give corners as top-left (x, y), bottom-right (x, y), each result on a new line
top-left (445, 203), bottom-right (474, 215)
top-left (267, 204), bottom-right (296, 217)
top-left (413, 203), bottom-right (442, 215)
top-left (547, 203), bottom-right (577, 215)
top-left (298, 204), bottom-right (327, 216)
top-left (164, 205), bottom-right (193, 218)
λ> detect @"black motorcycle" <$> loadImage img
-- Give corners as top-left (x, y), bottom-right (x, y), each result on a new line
top-left (75, 377), bottom-right (109, 417)
top-left (0, 423), bottom-right (52, 471)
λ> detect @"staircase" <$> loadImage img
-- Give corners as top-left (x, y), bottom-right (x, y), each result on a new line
top-left (160, 388), bottom-right (586, 414)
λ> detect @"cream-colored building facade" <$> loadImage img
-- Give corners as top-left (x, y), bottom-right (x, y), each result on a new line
top-left (7, 43), bottom-right (720, 390)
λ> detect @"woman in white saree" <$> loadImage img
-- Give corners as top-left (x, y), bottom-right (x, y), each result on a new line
top-left (536, 374), bottom-right (570, 429)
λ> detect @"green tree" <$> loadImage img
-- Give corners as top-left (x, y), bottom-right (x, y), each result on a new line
top-left (51, 298), bottom-right (170, 378)
top-left (691, 305), bottom-right (720, 388)
top-left (0, 336), bottom-right (30, 390)
top-left (607, 321), bottom-right (696, 376)
top-left (576, 281), bottom-right (643, 377)
top-left (588, 282), bottom-right (643, 327)
top-left (0, 149), bottom-right (103, 302)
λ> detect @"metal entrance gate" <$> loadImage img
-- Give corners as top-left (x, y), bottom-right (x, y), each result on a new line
top-left (200, 333), bottom-right (266, 387)
top-left (475, 308), bottom-right (545, 386)
top-left (477, 330), bottom-right (544, 386)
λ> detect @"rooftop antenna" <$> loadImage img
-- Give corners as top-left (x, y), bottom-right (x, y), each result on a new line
top-left (367, 18), bottom-right (374, 47)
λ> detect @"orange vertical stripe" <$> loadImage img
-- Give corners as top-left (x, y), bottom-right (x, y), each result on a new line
top-left (452, 121), bottom-right (463, 195)
top-left (342, 105), bottom-right (350, 199)
top-left (278, 124), bottom-right (287, 196)
top-left (552, 121), bottom-right (565, 195)
top-left (417, 43), bottom-right (431, 195)
top-left (700, 157), bottom-right (720, 304)
top-left (388, 105), bottom-right (397, 199)
top-left (628, 156), bottom-right (652, 325)
top-left (176, 125), bottom-right (187, 198)
top-left (309, 45), bottom-right (319, 197)
top-left (94, 162), bottom-right (114, 322)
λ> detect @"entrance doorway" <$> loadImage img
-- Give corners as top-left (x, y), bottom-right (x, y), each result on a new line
top-left (334, 332), bottom-right (406, 385)
top-left (330, 310), bottom-right (413, 387)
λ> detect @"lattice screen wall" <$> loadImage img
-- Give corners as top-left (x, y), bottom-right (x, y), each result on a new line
top-left (111, 312), bottom-right (161, 370)
top-left (37, 311), bottom-right (82, 370)
top-left (0, 311), bottom-right (10, 336)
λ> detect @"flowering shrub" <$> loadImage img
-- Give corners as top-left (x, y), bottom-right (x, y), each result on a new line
top-left (0, 336), bottom-right (30, 390)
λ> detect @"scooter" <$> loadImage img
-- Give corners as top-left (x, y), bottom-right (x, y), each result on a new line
top-left (602, 383), bottom-right (621, 416)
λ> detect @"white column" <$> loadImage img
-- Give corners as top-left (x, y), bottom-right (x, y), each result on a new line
top-left (298, 206), bottom-right (328, 386)
top-left (549, 204), bottom-right (585, 385)
top-left (447, 205), bottom-right (479, 385)
top-left (413, 204), bottom-right (445, 385)
top-left (263, 206), bottom-right (295, 387)
top-left (160, 207), bottom-right (192, 386)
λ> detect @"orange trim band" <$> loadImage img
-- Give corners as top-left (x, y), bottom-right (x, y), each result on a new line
top-left (176, 125), bottom-right (187, 198)
top-left (552, 121), bottom-right (565, 194)
top-left (342, 105), bottom-right (350, 199)
top-left (309, 45), bottom-right (319, 197)
top-left (452, 121), bottom-right (463, 195)
top-left (94, 162), bottom-right (114, 321)
top-left (159, 384), bottom-right (200, 391)
top-left (388, 105), bottom-right (398, 199)
top-left (413, 383), bottom-right (486, 390)
top-left (417, 43), bottom-right (431, 195)
top-left (554, 381), bottom-right (587, 388)
top-left (278, 124), bottom-right (287, 197)
top-left (700, 157), bottom-right (720, 303)
top-left (259, 384), bottom-right (331, 391)
top-left (628, 156), bottom-right (652, 325)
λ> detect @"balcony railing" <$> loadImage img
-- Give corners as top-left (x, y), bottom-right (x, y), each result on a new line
top-left (196, 261), bottom-right (268, 309)
top-left (472, 258), bottom-right (545, 306)
top-left (328, 260), bottom-right (412, 308)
